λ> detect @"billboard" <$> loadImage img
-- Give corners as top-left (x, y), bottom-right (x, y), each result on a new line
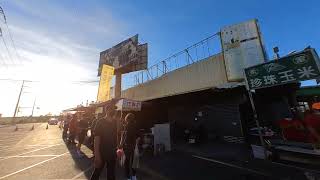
top-left (245, 48), bottom-right (320, 89)
top-left (97, 64), bottom-right (114, 102)
top-left (221, 19), bottom-right (267, 81)
top-left (98, 34), bottom-right (148, 75)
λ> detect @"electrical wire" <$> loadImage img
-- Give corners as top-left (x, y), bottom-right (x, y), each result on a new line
top-left (5, 23), bottom-right (22, 64)
top-left (0, 6), bottom-right (5, 23)
top-left (0, 28), bottom-right (16, 66)
top-left (0, 54), bottom-right (8, 69)
top-left (0, 78), bottom-right (99, 84)
top-left (0, 6), bottom-right (22, 64)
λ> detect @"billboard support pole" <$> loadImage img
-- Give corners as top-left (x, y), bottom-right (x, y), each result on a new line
top-left (115, 73), bottom-right (122, 99)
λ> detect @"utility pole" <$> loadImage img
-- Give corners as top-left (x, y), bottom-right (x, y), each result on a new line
top-left (13, 80), bottom-right (24, 117)
top-left (31, 98), bottom-right (36, 117)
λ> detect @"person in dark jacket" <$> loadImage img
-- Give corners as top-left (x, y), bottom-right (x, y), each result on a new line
top-left (90, 108), bottom-right (117, 180)
top-left (76, 113), bottom-right (89, 157)
top-left (122, 113), bottom-right (140, 180)
top-left (62, 115), bottom-right (70, 140)
top-left (69, 114), bottom-right (78, 145)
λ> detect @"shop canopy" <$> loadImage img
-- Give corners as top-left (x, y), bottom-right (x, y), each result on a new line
top-left (296, 85), bottom-right (320, 97)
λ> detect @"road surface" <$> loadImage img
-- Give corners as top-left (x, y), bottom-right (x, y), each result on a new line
top-left (0, 123), bottom-right (314, 179)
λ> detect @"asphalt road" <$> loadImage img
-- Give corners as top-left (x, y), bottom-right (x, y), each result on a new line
top-left (0, 123), bottom-right (315, 180)
top-left (0, 123), bottom-right (94, 180)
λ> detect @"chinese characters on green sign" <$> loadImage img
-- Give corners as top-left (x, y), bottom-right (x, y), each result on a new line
top-left (245, 49), bottom-right (320, 89)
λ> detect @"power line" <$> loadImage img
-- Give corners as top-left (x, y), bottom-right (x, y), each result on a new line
top-left (0, 27), bottom-right (16, 66)
top-left (0, 6), bottom-right (22, 64)
top-left (0, 50), bottom-right (8, 69)
top-left (5, 23), bottom-right (21, 63)
top-left (0, 6), bottom-right (6, 23)
top-left (0, 78), bottom-right (99, 84)
top-left (0, 6), bottom-right (21, 65)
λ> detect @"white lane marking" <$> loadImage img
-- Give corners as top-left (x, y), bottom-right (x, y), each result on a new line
top-left (0, 143), bottom-right (63, 161)
top-left (192, 155), bottom-right (271, 177)
top-left (0, 145), bottom-right (10, 148)
top-left (0, 139), bottom-right (24, 141)
top-left (271, 161), bottom-right (320, 174)
top-left (71, 166), bottom-right (93, 179)
top-left (0, 154), bottom-right (59, 158)
top-left (0, 138), bottom-right (27, 141)
top-left (0, 146), bottom-right (38, 152)
top-left (0, 152), bottom-right (68, 179)
top-left (27, 144), bottom-right (56, 146)
top-left (0, 143), bottom-right (62, 152)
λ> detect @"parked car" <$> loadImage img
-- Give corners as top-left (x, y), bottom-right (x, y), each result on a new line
top-left (48, 118), bottom-right (58, 125)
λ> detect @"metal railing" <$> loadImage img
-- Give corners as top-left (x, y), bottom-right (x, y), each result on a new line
top-left (132, 32), bottom-right (221, 86)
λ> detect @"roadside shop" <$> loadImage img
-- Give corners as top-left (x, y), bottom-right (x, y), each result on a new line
top-left (244, 48), bottom-right (320, 164)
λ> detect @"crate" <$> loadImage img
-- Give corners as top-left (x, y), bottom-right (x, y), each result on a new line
top-left (251, 145), bottom-right (267, 159)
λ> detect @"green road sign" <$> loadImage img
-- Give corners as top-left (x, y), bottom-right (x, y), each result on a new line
top-left (245, 48), bottom-right (320, 90)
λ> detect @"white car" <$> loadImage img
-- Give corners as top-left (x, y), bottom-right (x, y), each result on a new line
top-left (48, 118), bottom-right (58, 125)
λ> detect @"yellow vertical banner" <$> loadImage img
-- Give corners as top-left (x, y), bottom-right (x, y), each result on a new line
top-left (97, 64), bottom-right (114, 102)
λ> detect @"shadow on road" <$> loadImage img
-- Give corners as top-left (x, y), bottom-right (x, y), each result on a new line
top-left (63, 139), bottom-right (93, 179)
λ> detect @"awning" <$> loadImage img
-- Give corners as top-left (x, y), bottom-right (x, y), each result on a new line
top-left (213, 82), bottom-right (245, 89)
top-left (296, 85), bottom-right (320, 97)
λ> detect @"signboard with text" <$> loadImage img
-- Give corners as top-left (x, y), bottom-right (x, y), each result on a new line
top-left (97, 64), bottom-right (114, 102)
top-left (116, 99), bottom-right (142, 111)
top-left (98, 34), bottom-right (148, 75)
top-left (245, 48), bottom-right (320, 89)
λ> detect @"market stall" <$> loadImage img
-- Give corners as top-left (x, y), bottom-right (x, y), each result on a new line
top-left (244, 47), bottom-right (320, 164)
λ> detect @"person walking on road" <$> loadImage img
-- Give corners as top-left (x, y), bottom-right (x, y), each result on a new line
top-left (90, 108), bottom-right (117, 180)
top-left (121, 113), bottom-right (140, 180)
top-left (62, 115), bottom-right (70, 141)
top-left (76, 113), bottom-right (89, 157)
top-left (69, 114), bottom-right (78, 145)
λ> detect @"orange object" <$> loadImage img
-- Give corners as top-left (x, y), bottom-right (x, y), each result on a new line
top-left (312, 102), bottom-right (320, 110)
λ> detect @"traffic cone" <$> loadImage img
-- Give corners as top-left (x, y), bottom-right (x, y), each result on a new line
top-left (46, 124), bottom-right (49, 129)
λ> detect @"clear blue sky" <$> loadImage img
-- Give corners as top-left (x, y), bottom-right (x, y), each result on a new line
top-left (3, 0), bottom-right (320, 78)
top-left (0, 0), bottom-right (319, 115)
top-left (101, 0), bottom-right (320, 86)
top-left (98, 0), bottom-right (320, 62)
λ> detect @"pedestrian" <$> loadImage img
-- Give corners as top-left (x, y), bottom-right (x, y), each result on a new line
top-left (62, 115), bottom-right (70, 141)
top-left (90, 108), bottom-right (117, 180)
top-left (121, 113), bottom-right (140, 180)
top-left (76, 113), bottom-right (90, 157)
top-left (69, 114), bottom-right (78, 145)
top-left (89, 113), bottom-right (101, 150)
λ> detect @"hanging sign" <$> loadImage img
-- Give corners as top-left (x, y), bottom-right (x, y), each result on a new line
top-left (245, 48), bottom-right (320, 89)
